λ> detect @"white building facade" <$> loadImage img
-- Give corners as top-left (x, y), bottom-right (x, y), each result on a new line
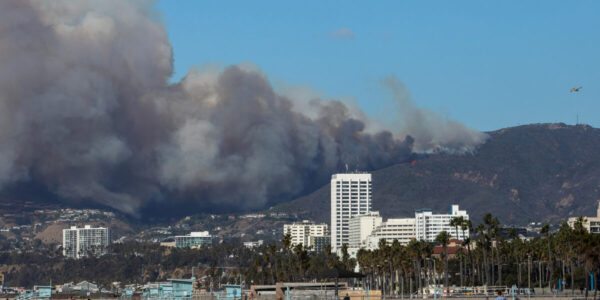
top-left (348, 211), bottom-right (382, 249)
top-left (62, 225), bottom-right (110, 259)
top-left (174, 231), bottom-right (213, 248)
top-left (415, 205), bottom-right (469, 242)
top-left (330, 173), bottom-right (372, 252)
top-left (283, 220), bottom-right (328, 248)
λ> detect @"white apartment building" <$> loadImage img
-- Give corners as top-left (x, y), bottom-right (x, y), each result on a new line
top-left (330, 173), bottom-right (372, 252)
top-left (568, 201), bottom-right (600, 234)
top-left (283, 220), bottom-right (328, 248)
top-left (368, 217), bottom-right (416, 246)
top-left (348, 211), bottom-right (382, 249)
top-left (62, 225), bottom-right (110, 259)
top-left (415, 205), bottom-right (469, 242)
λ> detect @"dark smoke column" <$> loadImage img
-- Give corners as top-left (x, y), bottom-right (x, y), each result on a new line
top-left (0, 0), bottom-right (487, 217)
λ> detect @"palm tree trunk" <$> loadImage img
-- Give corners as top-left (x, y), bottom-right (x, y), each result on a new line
top-left (518, 259), bottom-right (522, 286)
top-left (585, 270), bottom-right (589, 299)
top-left (491, 247), bottom-right (495, 285)
top-left (497, 248), bottom-right (502, 286)
top-left (593, 272), bottom-right (597, 300)
top-left (445, 252), bottom-right (449, 294)
top-left (460, 256), bottom-right (464, 287)
top-left (571, 260), bottom-right (575, 296)
top-left (548, 238), bottom-right (553, 293)
top-left (539, 261), bottom-right (543, 292)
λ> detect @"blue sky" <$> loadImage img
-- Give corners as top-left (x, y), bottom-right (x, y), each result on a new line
top-left (155, 1), bottom-right (599, 131)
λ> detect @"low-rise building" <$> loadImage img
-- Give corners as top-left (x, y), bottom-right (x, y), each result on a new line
top-left (433, 239), bottom-right (466, 259)
top-left (310, 235), bottom-right (330, 253)
top-left (568, 201), bottom-right (600, 234)
top-left (368, 217), bottom-right (415, 246)
top-left (348, 212), bottom-right (382, 249)
top-left (243, 240), bottom-right (264, 248)
top-left (283, 220), bottom-right (328, 249)
top-left (174, 231), bottom-right (212, 248)
top-left (415, 205), bottom-right (469, 242)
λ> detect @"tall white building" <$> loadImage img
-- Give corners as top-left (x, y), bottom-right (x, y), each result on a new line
top-left (283, 220), bottom-right (328, 248)
top-left (368, 217), bottom-right (416, 246)
top-left (330, 173), bottom-right (372, 252)
top-left (348, 211), bottom-right (382, 249)
top-left (62, 225), bottom-right (110, 259)
top-left (415, 205), bottom-right (469, 242)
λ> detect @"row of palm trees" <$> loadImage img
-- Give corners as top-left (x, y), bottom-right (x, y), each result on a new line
top-left (246, 213), bottom-right (600, 299)
top-left (354, 214), bottom-right (600, 298)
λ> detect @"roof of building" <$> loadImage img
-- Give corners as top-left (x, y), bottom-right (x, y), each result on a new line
top-left (433, 245), bottom-right (465, 255)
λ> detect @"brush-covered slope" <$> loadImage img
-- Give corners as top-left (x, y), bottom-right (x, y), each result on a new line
top-left (273, 123), bottom-right (600, 225)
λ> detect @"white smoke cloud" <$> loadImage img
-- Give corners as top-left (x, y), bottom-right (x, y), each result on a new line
top-left (0, 0), bottom-right (487, 216)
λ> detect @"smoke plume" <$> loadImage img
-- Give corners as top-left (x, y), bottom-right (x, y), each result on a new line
top-left (0, 0), bottom-right (487, 216)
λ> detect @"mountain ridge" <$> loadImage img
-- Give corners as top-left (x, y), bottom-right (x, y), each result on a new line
top-left (271, 123), bottom-right (600, 225)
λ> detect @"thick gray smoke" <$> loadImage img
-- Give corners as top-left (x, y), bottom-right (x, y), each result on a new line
top-left (0, 0), bottom-right (487, 216)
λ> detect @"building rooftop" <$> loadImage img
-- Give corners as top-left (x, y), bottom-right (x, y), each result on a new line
top-left (188, 231), bottom-right (210, 237)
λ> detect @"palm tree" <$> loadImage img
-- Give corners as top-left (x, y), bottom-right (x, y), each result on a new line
top-left (341, 243), bottom-right (351, 270)
top-left (463, 219), bottom-right (476, 286)
top-left (282, 233), bottom-right (292, 252)
top-left (476, 222), bottom-right (490, 285)
top-left (435, 231), bottom-right (451, 294)
top-left (540, 224), bottom-right (553, 292)
top-left (281, 233), bottom-right (293, 280)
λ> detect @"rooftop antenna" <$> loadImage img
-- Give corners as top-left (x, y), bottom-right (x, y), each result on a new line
top-left (345, 164), bottom-right (348, 173)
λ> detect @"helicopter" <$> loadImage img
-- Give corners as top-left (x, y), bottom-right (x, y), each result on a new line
top-left (570, 86), bottom-right (583, 93)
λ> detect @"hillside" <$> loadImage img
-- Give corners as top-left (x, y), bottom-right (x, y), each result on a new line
top-left (272, 123), bottom-right (600, 225)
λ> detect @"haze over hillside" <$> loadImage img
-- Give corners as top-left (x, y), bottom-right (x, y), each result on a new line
top-left (274, 123), bottom-right (600, 225)
top-left (0, 1), bottom-right (485, 217)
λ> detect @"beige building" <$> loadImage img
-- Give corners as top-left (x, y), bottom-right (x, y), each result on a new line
top-left (283, 220), bottom-right (328, 248)
top-left (568, 201), bottom-right (600, 234)
top-left (368, 217), bottom-right (416, 246)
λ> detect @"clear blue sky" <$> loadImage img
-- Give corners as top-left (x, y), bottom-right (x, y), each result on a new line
top-left (155, 1), bottom-right (599, 132)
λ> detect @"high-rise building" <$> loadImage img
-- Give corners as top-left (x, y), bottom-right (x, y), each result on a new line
top-left (62, 225), bottom-right (110, 259)
top-left (174, 231), bottom-right (213, 248)
top-left (283, 220), bottom-right (328, 249)
top-left (415, 205), bottom-right (469, 242)
top-left (330, 173), bottom-right (372, 253)
top-left (348, 211), bottom-right (382, 249)
top-left (568, 201), bottom-right (600, 234)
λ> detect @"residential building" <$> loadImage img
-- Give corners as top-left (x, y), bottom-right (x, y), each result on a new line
top-left (568, 201), bottom-right (600, 234)
top-left (415, 205), bottom-right (469, 242)
top-left (348, 211), bottom-right (382, 249)
top-left (432, 239), bottom-right (466, 259)
top-left (368, 217), bottom-right (415, 246)
top-left (62, 225), bottom-right (110, 259)
top-left (331, 173), bottom-right (372, 253)
top-left (174, 231), bottom-right (212, 248)
top-left (283, 220), bottom-right (328, 249)
top-left (310, 235), bottom-right (331, 253)
top-left (243, 240), bottom-right (264, 248)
